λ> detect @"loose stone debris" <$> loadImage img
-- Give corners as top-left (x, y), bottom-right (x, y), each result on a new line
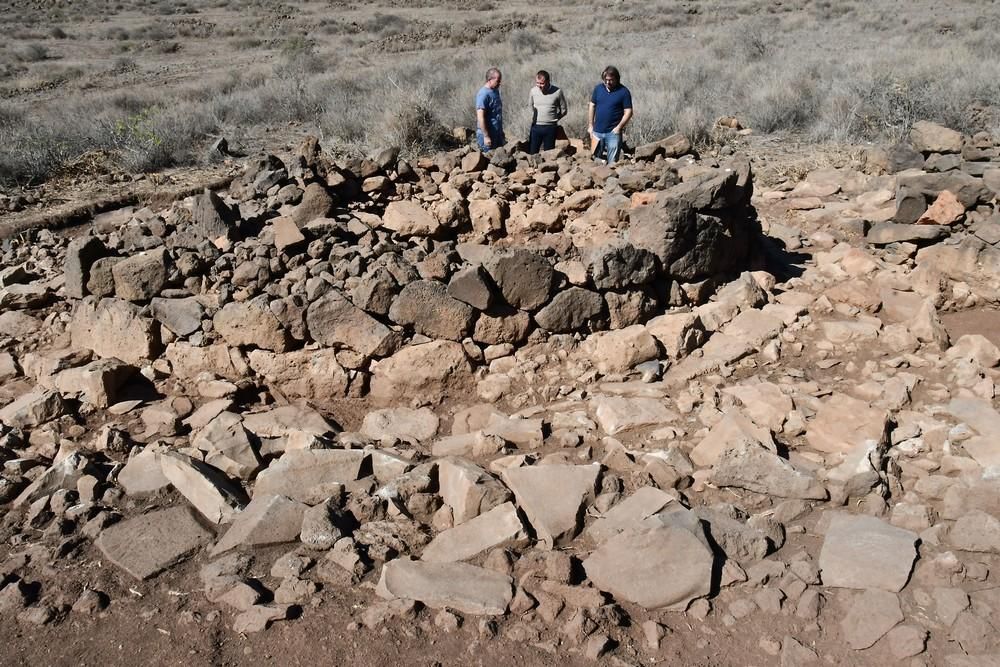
top-left (3, 121), bottom-right (1000, 663)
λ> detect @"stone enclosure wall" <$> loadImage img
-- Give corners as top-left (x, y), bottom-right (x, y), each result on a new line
top-left (51, 134), bottom-right (761, 401)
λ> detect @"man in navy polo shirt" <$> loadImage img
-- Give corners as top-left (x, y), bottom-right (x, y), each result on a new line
top-left (588, 65), bottom-right (633, 165)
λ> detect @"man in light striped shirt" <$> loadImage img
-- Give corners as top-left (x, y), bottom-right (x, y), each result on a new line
top-left (528, 70), bottom-right (568, 154)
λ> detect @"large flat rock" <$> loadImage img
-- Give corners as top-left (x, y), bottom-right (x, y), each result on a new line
top-left (96, 506), bottom-right (212, 580)
top-left (806, 394), bottom-right (891, 455)
top-left (584, 523), bottom-right (714, 610)
top-left (254, 449), bottom-right (370, 504)
top-left (376, 559), bottom-right (512, 615)
top-left (590, 395), bottom-right (678, 435)
top-left (420, 502), bottom-right (527, 563)
top-left (819, 514), bottom-right (917, 592)
top-left (211, 495), bottom-right (307, 555)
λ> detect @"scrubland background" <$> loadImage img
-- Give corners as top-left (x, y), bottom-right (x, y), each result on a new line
top-left (1, 0), bottom-right (999, 188)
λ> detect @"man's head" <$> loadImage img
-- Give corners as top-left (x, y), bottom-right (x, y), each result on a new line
top-left (485, 67), bottom-right (502, 89)
top-left (602, 65), bottom-right (620, 90)
top-left (535, 70), bottom-right (550, 91)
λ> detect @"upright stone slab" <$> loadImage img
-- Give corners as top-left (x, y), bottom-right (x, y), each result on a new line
top-left (501, 464), bottom-right (600, 548)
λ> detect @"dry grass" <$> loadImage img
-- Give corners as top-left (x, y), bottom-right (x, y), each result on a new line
top-left (1, 0), bottom-right (999, 187)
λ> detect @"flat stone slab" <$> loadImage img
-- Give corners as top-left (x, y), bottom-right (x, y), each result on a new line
top-left (586, 487), bottom-right (676, 544)
top-left (376, 559), bottom-right (512, 615)
top-left (948, 398), bottom-right (1000, 470)
top-left (867, 222), bottom-right (948, 245)
top-left (420, 502), bottom-right (527, 563)
top-left (96, 506), bottom-right (212, 580)
top-left (360, 407), bottom-right (439, 444)
top-left (584, 524), bottom-right (714, 610)
top-left (664, 334), bottom-right (752, 385)
top-left (841, 589), bottom-right (903, 650)
top-left (253, 449), bottom-right (370, 503)
top-left (502, 464), bottom-right (600, 548)
top-left (590, 395), bottom-right (678, 435)
top-left (806, 394), bottom-right (890, 455)
top-left (711, 442), bottom-right (827, 500)
top-left (211, 495), bottom-right (307, 556)
top-left (819, 514), bottom-right (917, 591)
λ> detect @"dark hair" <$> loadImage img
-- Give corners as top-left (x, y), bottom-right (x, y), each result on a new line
top-left (602, 65), bottom-right (620, 79)
top-left (535, 70), bottom-right (550, 82)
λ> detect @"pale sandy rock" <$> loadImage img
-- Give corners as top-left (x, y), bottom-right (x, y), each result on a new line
top-left (721, 382), bottom-right (792, 432)
top-left (502, 463), bottom-right (600, 548)
top-left (949, 510), bottom-right (1000, 553)
top-left (376, 559), bottom-right (512, 615)
top-left (165, 342), bottom-right (242, 382)
top-left (369, 341), bottom-right (472, 399)
top-left (918, 190), bottom-right (965, 225)
top-left (420, 502), bottom-right (527, 562)
top-left (690, 411), bottom-right (776, 467)
top-left (305, 290), bottom-right (401, 360)
top-left (910, 120), bottom-right (964, 153)
top-left (70, 297), bottom-right (160, 365)
top-left (591, 395), bottom-right (678, 435)
top-left (13, 452), bottom-right (88, 507)
top-left (721, 309), bottom-right (785, 348)
top-left (580, 325), bottom-right (660, 374)
top-left (806, 394), bottom-right (891, 455)
top-left (820, 318), bottom-right (881, 344)
top-left (247, 348), bottom-right (350, 399)
top-left (481, 413), bottom-right (543, 449)
top-left (381, 200), bottom-right (445, 236)
top-left (644, 312), bottom-right (706, 359)
top-left (438, 457), bottom-right (511, 525)
top-left (213, 297), bottom-right (289, 352)
top-left (947, 335), bottom-right (1000, 368)
top-left (241, 404), bottom-right (337, 439)
top-left (361, 407), bottom-right (439, 444)
top-left (0, 389), bottom-right (66, 429)
top-left (664, 334), bottom-right (752, 385)
top-left (712, 442), bottom-right (827, 500)
top-left (118, 447), bottom-right (170, 495)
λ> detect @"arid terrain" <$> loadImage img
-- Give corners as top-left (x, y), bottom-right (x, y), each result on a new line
top-left (2, 2), bottom-right (1000, 667)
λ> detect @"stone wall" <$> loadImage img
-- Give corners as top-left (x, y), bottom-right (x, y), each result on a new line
top-left (54, 135), bottom-right (761, 400)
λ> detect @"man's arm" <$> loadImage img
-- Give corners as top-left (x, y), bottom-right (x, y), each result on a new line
top-left (557, 89), bottom-right (568, 120)
top-left (587, 101), bottom-right (596, 136)
top-left (529, 89), bottom-right (537, 125)
top-left (476, 108), bottom-right (491, 146)
top-left (613, 108), bottom-right (633, 134)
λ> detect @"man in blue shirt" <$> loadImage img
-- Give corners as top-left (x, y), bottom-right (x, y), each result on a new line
top-left (475, 68), bottom-right (505, 152)
top-left (588, 65), bottom-right (633, 165)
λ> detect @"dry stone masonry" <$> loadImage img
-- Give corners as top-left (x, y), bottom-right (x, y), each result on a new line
top-left (3, 122), bottom-right (1000, 663)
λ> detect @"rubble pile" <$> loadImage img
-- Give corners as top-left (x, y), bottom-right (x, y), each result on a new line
top-left (2, 122), bottom-right (1000, 664)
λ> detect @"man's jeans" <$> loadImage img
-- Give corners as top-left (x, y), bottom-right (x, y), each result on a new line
top-left (529, 124), bottom-right (558, 153)
top-left (592, 130), bottom-right (622, 164)
top-left (476, 129), bottom-right (505, 152)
